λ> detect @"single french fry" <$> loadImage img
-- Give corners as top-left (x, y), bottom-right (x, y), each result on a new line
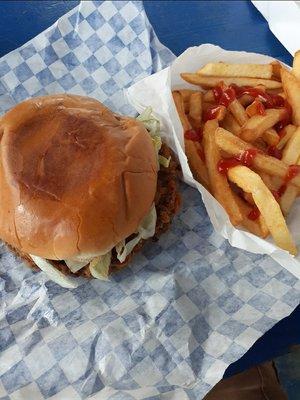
top-left (292, 50), bottom-right (300, 81)
top-left (240, 108), bottom-right (286, 142)
top-left (227, 165), bottom-right (297, 254)
top-left (189, 92), bottom-right (202, 128)
top-left (271, 61), bottom-right (283, 81)
top-left (172, 91), bottom-right (192, 132)
top-left (233, 193), bottom-right (269, 238)
top-left (228, 99), bottom-right (248, 126)
top-left (263, 129), bottom-right (280, 146)
top-left (203, 103), bottom-right (227, 121)
top-left (181, 73), bottom-right (282, 90)
top-left (280, 185), bottom-right (298, 215)
top-left (239, 94), bottom-right (255, 107)
top-left (221, 112), bottom-right (241, 136)
top-left (215, 128), bottom-right (300, 188)
top-left (246, 99), bottom-right (265, 117)
top-left (197, 62), bottom-right (273, 79)
top-left (277, 124), bottom-right (297, 150)
top-left (259, 171), bottom-right (278, 191)
top-left (203, 90), bottom-right (215, 102)
top-left (281, 68), bottom-right (300, 125)
top-left (185, 139), bottom-right (210, 189)
top-left (282, 127), bottom-right (300, 164)
top-left (178, 89), bottom-right (197, 113)
top-left (203, 119), bottom-right (243, 225)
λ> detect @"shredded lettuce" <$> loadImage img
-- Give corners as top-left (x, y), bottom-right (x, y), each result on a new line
top-left (64, 259), bottom-right (88, 273)
top-left (89, 251), bottom-right (111, 280)
top-left (30, 255), bottom-right (78, 288)
top-left (137, 107), bottom-right (170, 169)
top-left (116, 204), bottom-right (157, 263)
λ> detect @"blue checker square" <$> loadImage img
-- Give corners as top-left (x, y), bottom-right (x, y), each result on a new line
top-left (125, 59), bottom-right (143, 79)
top-left (101, 77), bottom-right (119, 96)
top-left (190, 315), bottom-right (211, 344)
top-left (103, 57), bottom-right (122, 75)
top-left (13, 62), bottom-right (33, 82)
top-left (129, 14), bottom-right (145, 35)
top-left (83, 54), bottom-right (101, 73)
top-left (73, 371), bottom-right (104, 399)
top-left (72, 282), bottom-right (98, 304)
top-left (36, 366), bottom-right (69, 398)
top-left (244, 266), bottom-right (271, 288)
top-left (217, 319), bottom-right (247, 340)
top-left (221, 342), bottom-right (246, 364)
top-left (45, 26), bottom-right (62, 43)
top-left (6, 303), bottom-right (31, 325)
top-left (128, 37), bottom-right (146, 57)
top-left (275, 269), bottom-right (298, 287)
top-left (85, 33), bottom-right (104, 52)
top-left (252, 315), bottom-right (277, 332)
top-left (48, 333), bottom-right (78, 362)
top-left (36, 68), bottom-right (55, 86)
top-left (58, 73), bottom-right (77, 90)
top-left (0, 326), bottom-right (15, 352)
top-left (150, 344), bottom-right (177, 374)
top-left (1, 361), bottom-right (32, 394)
top-left (216, 264), bottom-right (240, 287)
top-left (19, 43), bottom-right (36, 60)
top-left (187, 286), bottom-right (210, 310)
top-left (0, 60), bottom-right (10, 77)
top-left (61, 52), bottom-right (80, 70)
top-left (86, 9), bottom-right (106, 30)
top-left (39, 45), bottom-right (59, 66)
top-left (188, 348), bottom-right (213, 376)
top-left (63, 31), bottom-right (82, 50)
top-left (217, 290), bottom-right (245, 315)
top-left (282, 288), bottom-right (300, 308)
top-left (68, 10), bottom-right (84, 27)
top-left (109, 12), bottom-right (127, 32)
top-left (248, 292), bottom-right (276, 313)
top-left (0, 81), bottom-right (7, 96)
top-left (106, 36), bottom-right (124, 55)
top-left (157, 306), bottom-right (185, 337)
top-left (62, 307), bottom-right (88, 330)
top-left (101, 284), bottom-right (127, 308)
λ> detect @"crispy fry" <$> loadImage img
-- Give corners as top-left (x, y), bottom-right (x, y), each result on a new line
top-left (282, 127), bottom-right (300, 164)
top-left (263, 129), bottom-right (280, 146)
top-left (280, 185), bottom-right (298, 215)
top-left (197, 62), bottom-right (273, 79)
top-left (246, 99), bottom-right (264, 117)
top-left (181, 73), bottom-right (282, 90)
top-left (228, 99), bottom-right (248, 126)
top-left (240, 108), bottom-right (286, 142)
top-left (281, 68), bottom-right (300, 125)
top-left (233, 193), bottom-right (269, 238)
top-left (227, 166), bottom-right (297, 254)
top-left (185, 139), bottom-right (210, 189)
top-left (189, 92), bottom-right (202, 128)
top-left (221, 112), bottom-right (241, 136)
top-left (292, 50), bottom-right (300, 81)
top-left (203, 90), bottom-right (215, 102)
top-left (172, 91), bottom-right (192, 132)
top-left (203, 103), bottom-right (226, 121)
top-left (203, 119), bottom-right (242, 225)
top-left (277, 124), bottom-right (297, 150)
top-left (271, 61), bottom-right (282, 80)
top-left (215, 127), bottom-right (300, 188)
top-left (178, 89), bottom-right (197, 113)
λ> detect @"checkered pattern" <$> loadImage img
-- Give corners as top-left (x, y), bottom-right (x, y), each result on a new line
top-left (0, 2), bottom-right (299, 400)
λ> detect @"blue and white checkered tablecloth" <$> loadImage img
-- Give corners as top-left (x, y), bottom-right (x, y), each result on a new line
top-left (0, 2), bottom-right (299, 400)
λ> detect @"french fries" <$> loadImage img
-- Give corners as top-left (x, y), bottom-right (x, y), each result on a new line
top-left (281, 68), bottom-right (300, 125)
top-left (173, 57), bottom-right (300, 255)
top-left (228, 166), bottom-right (297, 255)
top-left (240, 109), bottom-right (286, 142)
top-left (203, 119), bottom-right (242, 225)
top-left (189, 92), bottom-right (202, 128)
top-left (181, 73), bottom-right (282, 90)
top-left (197, 62), bottom-right (273, 79)
top-left (292, 50), bottom-right (300, 80)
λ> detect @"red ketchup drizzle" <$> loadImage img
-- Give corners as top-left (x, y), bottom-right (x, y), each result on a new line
top-left (248, 207), bottom-right (260, 220)
top-left (273, 165), bottom-right (300, 200)
top-left (267, 145), bottom-right (282, 160)
top-left (256, 100), bottom-right (266, 115)
top-left (184, 128), bottom-right (203, 141)
top-left (203, 105), bottom-right (223, 122)
top-left (213, 86), bottom-right (236, 107)
top-left (217, 149), bottom-right (259, 174)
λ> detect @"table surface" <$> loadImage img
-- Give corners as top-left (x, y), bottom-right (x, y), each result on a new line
top-left (0, 0), bottom-right (299, 378)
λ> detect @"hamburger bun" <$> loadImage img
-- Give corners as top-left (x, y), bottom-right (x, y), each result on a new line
top-left (0, 94), bottom-right (158, 261)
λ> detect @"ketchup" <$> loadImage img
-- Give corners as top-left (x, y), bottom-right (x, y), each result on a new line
top-left (267, 145), bottom-right (282, 160)
top-left (213, 85), bottom-right (236, 107)
top-left (185, 128), bottom-right (203, 141)
top-left (217, 149), bottom-right (259, 174)
top-left (248, 207), bottom-right (260, 220)
top-left (255, 100), bottom-right (266, 115)
top-left (203, 105), bottom-right (223, 122)
top-left (285, 165), bottom-right (300, 184)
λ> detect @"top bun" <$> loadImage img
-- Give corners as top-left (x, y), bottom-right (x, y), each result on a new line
top-left (0, 94), bottom-right (157, 260)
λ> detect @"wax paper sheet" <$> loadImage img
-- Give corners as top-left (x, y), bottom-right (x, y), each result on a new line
top-left (0, 2), bottom-right (299, 400)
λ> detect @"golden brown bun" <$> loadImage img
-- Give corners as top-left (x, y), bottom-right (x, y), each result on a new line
top-left (0, 94), bottom-right (157, 260)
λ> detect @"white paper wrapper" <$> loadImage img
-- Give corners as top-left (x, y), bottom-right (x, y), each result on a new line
top-left (126, 44), bottom-right (300, 279)
top-left (253, 1), bottom-right (300, 55)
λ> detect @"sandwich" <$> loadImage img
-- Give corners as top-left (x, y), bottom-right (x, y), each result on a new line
top-left (0, 94), bottom-right (180, 287)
